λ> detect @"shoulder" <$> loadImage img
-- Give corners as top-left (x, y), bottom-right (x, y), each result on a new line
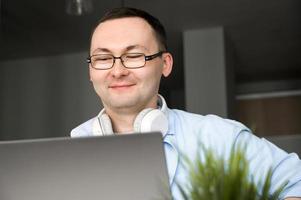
top-left (170, 109), bottom-right (249, 135)
top-left (169, 109), bottom-right (251, 154)
top-left (70, 117), bottom-right (96, 137)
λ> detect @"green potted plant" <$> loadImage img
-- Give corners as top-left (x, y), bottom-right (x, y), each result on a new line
top-left (176, 144), bottom-right (287, 200)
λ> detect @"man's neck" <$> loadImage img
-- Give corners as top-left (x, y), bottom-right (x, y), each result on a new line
top-left (105, 108), bottom-right (137, 134)
top-left (104, 99), bottom-right (158, 134)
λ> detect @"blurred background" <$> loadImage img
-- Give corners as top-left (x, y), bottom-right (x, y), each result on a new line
top-left (0, 0), bottom-right (300, 154)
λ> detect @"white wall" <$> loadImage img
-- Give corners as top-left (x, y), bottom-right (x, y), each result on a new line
top-left (183, 27), bottom-right (235, 118)
top-left (0, 52), bottom-right (101, 140)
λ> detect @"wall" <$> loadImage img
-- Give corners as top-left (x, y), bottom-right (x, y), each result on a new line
top-left (0, 52), bottom-right (100, 140)
top-left (183, 27), bottom-right (235, 118)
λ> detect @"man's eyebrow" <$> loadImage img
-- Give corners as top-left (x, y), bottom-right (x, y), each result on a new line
top-left (91, 45), bottom-right (149, 54)
top-left (92, 48), bottom-right (111, 54)
top-left (126, 45), bottom-right (149, 51)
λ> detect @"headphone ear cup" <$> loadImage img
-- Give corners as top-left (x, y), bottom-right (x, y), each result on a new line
top-left (134, 108), bottom-right (168, 135)
top-left (133, 108), bottom-right (153, 132)
top-left (99, 113), bottom-right (114, 135)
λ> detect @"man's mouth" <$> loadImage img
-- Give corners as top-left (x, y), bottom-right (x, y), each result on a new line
top-left (109, 83), bottom-right (136, 90)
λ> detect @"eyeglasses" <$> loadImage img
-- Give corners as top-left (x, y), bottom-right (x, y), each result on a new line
top-left (87, 51), bottom-right (165, 70)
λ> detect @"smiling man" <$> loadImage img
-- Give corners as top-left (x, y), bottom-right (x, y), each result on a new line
top-left (71, 7), bottom-right (301, 199)
top-left (88, 16), bottom-right (172, 133)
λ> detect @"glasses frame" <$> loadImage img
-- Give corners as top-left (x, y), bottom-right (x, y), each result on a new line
top-left (87, 51), bottom-right (165, 70)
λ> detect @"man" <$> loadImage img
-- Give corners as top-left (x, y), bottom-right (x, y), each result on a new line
top-left (71, 7), bottom-right (301, 199)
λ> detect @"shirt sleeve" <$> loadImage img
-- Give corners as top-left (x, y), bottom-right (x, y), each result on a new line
top-left (235, 130), bottom-right (301, 199)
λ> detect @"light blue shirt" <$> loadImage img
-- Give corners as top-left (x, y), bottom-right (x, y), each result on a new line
top-left (71, 108), bottom-right (301, 199)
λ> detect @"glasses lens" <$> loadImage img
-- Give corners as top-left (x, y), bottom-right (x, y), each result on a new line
top-left (122, 53), bottom-right (145, 68)
top-left (92, 54), bottom-right (114, 69)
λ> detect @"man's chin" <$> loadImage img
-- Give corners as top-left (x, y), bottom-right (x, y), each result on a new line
top-left (105, 99), bottom-right (139, 110)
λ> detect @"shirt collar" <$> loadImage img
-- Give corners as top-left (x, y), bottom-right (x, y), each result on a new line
top-left (163, 108), bottom-right (179, 185)
top-left (164, 108), bottom-right (176, 137)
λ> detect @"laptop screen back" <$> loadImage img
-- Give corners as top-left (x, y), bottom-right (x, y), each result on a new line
top-left (0, 132), bottom-right (171, 200)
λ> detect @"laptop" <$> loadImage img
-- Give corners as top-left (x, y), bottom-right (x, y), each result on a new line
top-left (0, 132), bottom-right (172, 200)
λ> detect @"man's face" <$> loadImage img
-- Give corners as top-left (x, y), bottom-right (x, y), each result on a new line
top-left (89, 17), bottom-right (172, 112)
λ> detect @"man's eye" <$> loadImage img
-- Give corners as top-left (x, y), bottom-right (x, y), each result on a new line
top-left (95, 57), bottom-right (112, 61)
top-left (126, 54), bottom-right (143, 59)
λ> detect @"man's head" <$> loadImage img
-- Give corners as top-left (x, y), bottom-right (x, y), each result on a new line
top-left (89, 7), bottom-right (173, 114)
top-left (94, 7), bottom-right (167, 51)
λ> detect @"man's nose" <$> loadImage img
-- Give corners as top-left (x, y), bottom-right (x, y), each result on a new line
top-left (110, 58), bottom-right (129, 78)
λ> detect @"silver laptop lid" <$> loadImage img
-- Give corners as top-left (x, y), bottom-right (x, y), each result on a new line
top-left (0, 132), bottom-right (171, 200)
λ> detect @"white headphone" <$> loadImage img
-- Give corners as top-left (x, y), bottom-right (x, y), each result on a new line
top-left (92, 95), bottom-right (169, 137)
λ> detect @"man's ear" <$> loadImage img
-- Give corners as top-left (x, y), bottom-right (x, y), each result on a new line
top-left (162, 52), bottom-right (173, 77)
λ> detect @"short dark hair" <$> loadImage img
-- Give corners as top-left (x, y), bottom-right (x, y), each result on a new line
top-left (93, 7), bottom-right (167, 51)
